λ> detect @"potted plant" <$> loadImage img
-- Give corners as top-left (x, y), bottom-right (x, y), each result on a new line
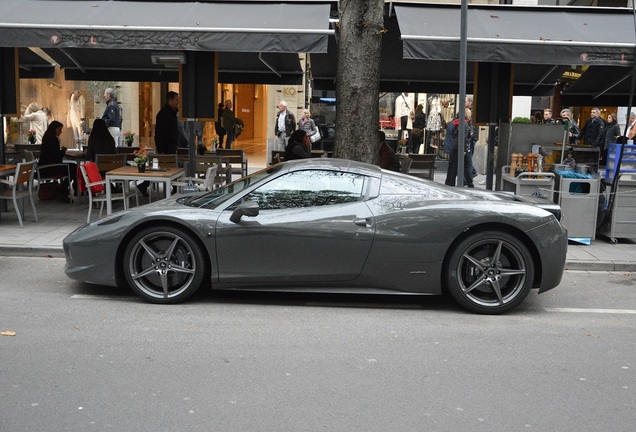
top-left (123, 131), bottom-right (135, 146)
top-left (27, 129), bottom-right (36, 144)
top-left (397, 138), bottom-right (408, 154)
top-left (133, 148), bottom-right (148, 172)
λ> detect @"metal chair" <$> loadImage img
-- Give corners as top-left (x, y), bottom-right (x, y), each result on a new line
top-left (36, 162), bottom-right (73, 202)
top-left (0, 160), bottom-right (38, 227)
top-left (79, 163), bottom-right (134, 223)
top-left (147, 154), bottom-right (179, 201)
top-left (173, 165), bottom-right (218, 193)
top-left (95, 153), bottom-right (127, 173)
top-left (399, 157), bottom-right (413, 174)
top-left (408, 153), bottom-right (436, 179)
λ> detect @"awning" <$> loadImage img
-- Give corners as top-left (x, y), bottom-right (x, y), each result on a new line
top-left (42, 48), bottom-right (304, 84)
top-left (0, 0), bottom-right (333, 53)
top-left (394, 4), bottom-right (636, 66)
top-left (311, 15), bottom-right (564, 96)
top-left (561, 65), bottom-right (636, 106)
top-left (18, 48), bottom-right (55, 79)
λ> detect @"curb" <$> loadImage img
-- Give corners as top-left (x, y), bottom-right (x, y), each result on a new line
top-left (0, 246), bottom-right (65, 258)
top-left (564, 260), bottom-right (636, 272)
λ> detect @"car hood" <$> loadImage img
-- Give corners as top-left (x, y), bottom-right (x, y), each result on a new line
top-left (462, 189), bottom-right (562, 221)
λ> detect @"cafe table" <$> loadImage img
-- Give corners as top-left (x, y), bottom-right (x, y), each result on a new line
top-left (0, 164), bottom-right (16, 177)
top-left (105, 165), bottom-right (184, 215)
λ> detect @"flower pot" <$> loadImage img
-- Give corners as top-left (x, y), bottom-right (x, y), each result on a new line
top-left (137, 163), bottom-right (146, 173)
top-left (28, 137), bottom-right (36, 144)
top-left (125, 138), bottom-right (134, 147)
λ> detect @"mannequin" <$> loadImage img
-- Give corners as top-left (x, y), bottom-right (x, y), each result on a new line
top-left (394, 93), bottom-right (412, 141)
top-left (426, 96), bottom-right (443, 132)
top-left (67, 90), bottom-right (86, 148)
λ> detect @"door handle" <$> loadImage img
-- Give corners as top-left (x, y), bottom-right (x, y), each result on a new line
top-left (354, 218), bottom-right (371, 227)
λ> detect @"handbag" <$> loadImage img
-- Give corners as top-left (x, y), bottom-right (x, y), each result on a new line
top-left (412, 127), bottom-right (423, 138)
top-left (310, 127), bottom-right (321, 143)
top-left (38, 182), bottom-right (59, 200)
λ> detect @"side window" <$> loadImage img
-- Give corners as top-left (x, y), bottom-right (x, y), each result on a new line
top-left (243, 170), bottom-right (366, 210)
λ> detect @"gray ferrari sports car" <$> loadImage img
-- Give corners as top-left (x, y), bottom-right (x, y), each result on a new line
top-left (63, 158), bottom-right (567, 314)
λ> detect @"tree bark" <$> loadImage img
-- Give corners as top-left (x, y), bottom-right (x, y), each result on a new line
top-left (334, 0), bottom-right (384, 164)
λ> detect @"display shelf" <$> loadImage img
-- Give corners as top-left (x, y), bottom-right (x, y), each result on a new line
top-left (597, 178), bottom-right (636, 244)
top-left (500, 166), bottom-right (555, 200)
top-left (605, 143), bottom-right (636, 181)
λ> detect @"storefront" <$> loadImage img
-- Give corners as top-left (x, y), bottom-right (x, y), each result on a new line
top-left (0, 0), bottom-right (334, 158)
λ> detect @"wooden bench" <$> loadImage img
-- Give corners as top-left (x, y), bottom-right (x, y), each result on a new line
top-left (408, 154), bottom-right (436, 179)
top-left (215, 149), bottom-right (248, 177)
top-left (270, 150), bottom-right (285, 164)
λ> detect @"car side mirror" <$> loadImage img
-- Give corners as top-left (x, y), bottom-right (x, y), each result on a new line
top-left (229, 201), bottom-right (260, 223)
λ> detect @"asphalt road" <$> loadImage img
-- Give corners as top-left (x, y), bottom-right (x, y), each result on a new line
top-left (1, 257), bottom-right (635, 432)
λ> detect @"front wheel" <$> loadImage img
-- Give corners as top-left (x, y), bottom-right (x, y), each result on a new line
top-left (445, 231), bottom-right (534, 314)
top-left (123, 226), bottom-right (208, 304)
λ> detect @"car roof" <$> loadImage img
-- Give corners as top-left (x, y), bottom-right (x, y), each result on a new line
top-left (280, 158), bottom-right (383, 176)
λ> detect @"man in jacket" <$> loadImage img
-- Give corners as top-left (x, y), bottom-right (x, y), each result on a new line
top-left (222, 100), bottom-right (243, 149)
top-left (101, 88), bottom-right (122, 146)
top-left (445, 109), bottom-right (474, 188)
top-left (137, 91), bottom-right (179, 197)
top-left (560, 108), bottom-right (580, 145)
top-left (274, 100), bottom-right (296, 151)
top-left (578, 107), bottom-right (606, 155)
top-left (154, 91), bottom-right (180, 154)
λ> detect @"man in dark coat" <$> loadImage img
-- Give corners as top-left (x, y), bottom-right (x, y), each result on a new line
top-left (578, 107), bottom-right (606, 160)
top-left (154, 91), bottom-right (180, 154)
top-left (138, 91), bottom-right (179, 196)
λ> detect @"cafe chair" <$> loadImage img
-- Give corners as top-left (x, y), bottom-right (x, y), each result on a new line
top-left (0, 160), bottom-right (38, 227)
top-left (173, 165), bottom-right (218, 193)
top-left (399, 157), bottom-right (413, 174)
top-left (147, 154), bottom-right (179, 201)
top-left (36, 162), bottom-right (73, 202)
top-left (79, 163), bottom-right (136, 223)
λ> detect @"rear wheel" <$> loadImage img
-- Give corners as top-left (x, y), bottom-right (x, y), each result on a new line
top-left (123, 226), bottom-right (207, 303)
top-left (446, 230), bottom-right (534, 314)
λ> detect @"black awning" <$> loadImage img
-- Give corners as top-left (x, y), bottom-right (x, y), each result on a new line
top-left (561, 66), bottom-right (636, 106)
top-left (43, 48), bottom-right (304, 84)
top-left (394, 4), bottom-right (636, 66)
top-left (0, 0), bottom-right (333, 53)
top-left (18, 48), bottom-right (55, 79)
top-left (311, 15), bottom-right (563, 96)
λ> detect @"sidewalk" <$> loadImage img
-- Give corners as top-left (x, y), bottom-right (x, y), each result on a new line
top-left (1, 165), bottom-right (635, 272)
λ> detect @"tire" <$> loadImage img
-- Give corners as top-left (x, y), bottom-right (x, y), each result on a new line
top-left (445, 230), bottom-right (534, 314)
top-left (123, 225), bottom-right (208, 304)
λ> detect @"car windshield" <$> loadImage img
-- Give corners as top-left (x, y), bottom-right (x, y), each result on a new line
top-left (185, 165), bottom-right (280, 209)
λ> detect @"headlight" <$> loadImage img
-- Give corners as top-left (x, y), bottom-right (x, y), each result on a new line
top-left (90, 211), bottom-right (130, 227)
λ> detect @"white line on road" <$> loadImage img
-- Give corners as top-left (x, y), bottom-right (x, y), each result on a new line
top-left (71, 294), bottom-right (129, 301)
top-left (545, 308), bottom-right (636, 314)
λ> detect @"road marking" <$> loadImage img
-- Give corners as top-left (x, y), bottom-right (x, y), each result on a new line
top-left (71, 294), bottom-right (129, 301)
top-left (545, 308), bottom-right (636, 315)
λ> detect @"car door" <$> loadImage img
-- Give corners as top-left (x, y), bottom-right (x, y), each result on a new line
top-left (215, 169), bottom-right (375, 283)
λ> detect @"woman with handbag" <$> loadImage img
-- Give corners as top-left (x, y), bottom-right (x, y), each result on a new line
top-left (299, 109), bottom-right (321, 145)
